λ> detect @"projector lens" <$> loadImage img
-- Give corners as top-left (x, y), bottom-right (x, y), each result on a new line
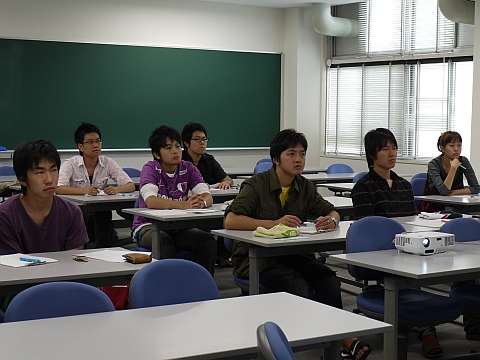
top-left (422, 238), bottom-right (430, 248)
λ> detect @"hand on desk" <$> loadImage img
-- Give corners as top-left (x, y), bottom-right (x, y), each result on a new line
top-left (85, 186), bottom-right (99, 196)
top-left (315, 216), bottom-right (336, 231)
top-left (277, 215), bottom-right (301, 228)
top-left (186, 194), bottom-right (206, 209)
top-left (218, 181), bottom-right (231, 190)
top-left (104, 186), bottom-right (118, 195)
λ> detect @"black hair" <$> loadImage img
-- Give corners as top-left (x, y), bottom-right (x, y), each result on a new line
top-left (149, 125), bottom-right (182, 158)
top-left (181, 122), bottom-right (208, 148)
top-left (437, 131), bottom-right (462, 152)
top-left (13, 140), bottom-right (61, 194)
top-left (74, 123), bottom-right (102, 155)
top-left (269, 129), bottom-right (308, 167)
top-left (364, 128), bottom-right (398, 168)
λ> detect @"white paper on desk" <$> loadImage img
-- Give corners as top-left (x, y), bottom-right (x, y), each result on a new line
top-left (184, 208), bottom-right (223, 214)
top-left (404, 218), bottom-right (448, 229)
top-left (0, 253), bottom-right (58, 268)
top-left (139, 209), bottom-right (189, 217)
top-left (75, 250), bottom-right (151, 263)
top-left (85, 190), bottom-right (107, 196)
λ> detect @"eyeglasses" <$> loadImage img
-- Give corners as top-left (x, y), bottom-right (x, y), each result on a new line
top-left (162, 144), bottom-right (182, 151)
top-left (191, 137), bottom-right (208, 143)
top-left (83, 139), bottom-right (102, 145)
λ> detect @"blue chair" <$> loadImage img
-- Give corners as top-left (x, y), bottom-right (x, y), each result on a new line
top-left (410, 177), bottom-right (426, 196)
top-left (254, 159), bottom-right (273, 174)
top-left (122, 167), bottom-right (141, 177)
top-left (4, 282), bottom-right (115, 322)
top-left (0, 146), bottom-right (7, 151)
top-left (347, 217), bottom-right (462, 354)
top-left (411, 172), bottom-right (427, 182)
top-left (257, 321), bottom-right (294, 360)
top-left (129, 259), bottom-right (219, 309)
top-left (353, 171), bottom-right (368, 183)
top-left (440, 218), bottom-right (480, 320)
top-left (326, 163), bottom-right (353, 174)
top-left (0, 166), bottom-right (15, 176)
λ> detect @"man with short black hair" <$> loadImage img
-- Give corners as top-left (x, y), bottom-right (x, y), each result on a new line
top-left (181, 122), bottom-right (233, 189)
top-left (351, 128), bottom-right (416, 219)
top-left (132, 125), bottom-right (216, 274)
top-left (0, 140), bottom-right (88, 254)
top-left (57, 123), bottom-right (135, 247)
top-left (224, 129), bottom-right (370, 359)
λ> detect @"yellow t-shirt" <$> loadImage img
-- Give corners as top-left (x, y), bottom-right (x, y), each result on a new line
top-left (279, 186), bottom-right (290, 208)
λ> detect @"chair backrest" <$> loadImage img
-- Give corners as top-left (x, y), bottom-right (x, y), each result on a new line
top-left (440, 218), bottom-right (480, 242)
top-left (410, 177), bottom-right (426, 196)
top-left (0, 166), bottom-right (15, 176)
top-left (129, 259), bottom-right (219, 309)
top-left (352, 171), bottom-right (368, 183)
top-left (346, 216), bottom-right (405, 280)
top-left (122, 167), bottom-right (141, 177)
top-left (257, 322), bottom-right (294, 360)
top-left (411, 172), bottom-right (427, 181)
top-left (326, 163), bottom-right (353, 174)
top-left (4, 282), bottom-right (115, 322)
top-left (254, 159), bottom-right (273, 174)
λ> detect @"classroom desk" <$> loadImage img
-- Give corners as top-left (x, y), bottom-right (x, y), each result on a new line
top-left (415, 194), bottom-right (480, 213)
top-left (323, 196), bottom-right (353, 220)
top-left (317, 182), bottom-right (355, 194)
top-left (209, 186), bottom-right (239, 202)
top-left (0, 248), bottom-right (146, 297)
top-left (0, 292), bottom-right (391, 360)
top-left (0, 175), bottom-right (16, 182)
top-left (59, 192), bottom-right (139, 213)
top-left (213, 221), bottom-right (434, 295)
top-left (331, 243), bottom-right (480, 360)
top-left (123, 204), bottom-right (226, 258)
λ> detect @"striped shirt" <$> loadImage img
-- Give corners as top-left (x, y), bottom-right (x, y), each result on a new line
top-left (351, 170), bottom-right (417, 220)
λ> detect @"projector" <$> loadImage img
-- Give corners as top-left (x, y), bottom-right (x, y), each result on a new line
top-left (394, 232), bottom-right (455, 255)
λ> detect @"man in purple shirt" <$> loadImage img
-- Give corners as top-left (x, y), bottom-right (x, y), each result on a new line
top-left (132, 126), bottom-right (216, 274)
top-left (0, 140), bottom-right (88, 255)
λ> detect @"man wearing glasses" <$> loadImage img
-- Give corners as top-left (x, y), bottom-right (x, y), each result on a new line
top-left (57, 122), bottom-right (135, 247)
top-left (181, 122), bottom-right (233, 190)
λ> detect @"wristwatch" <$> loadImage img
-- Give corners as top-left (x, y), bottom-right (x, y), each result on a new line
top-left (330, 216), bottom-right (338, 228)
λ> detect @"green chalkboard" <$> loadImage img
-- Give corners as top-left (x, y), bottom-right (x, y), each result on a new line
top-left (0, 38), bottom-right (281, 149)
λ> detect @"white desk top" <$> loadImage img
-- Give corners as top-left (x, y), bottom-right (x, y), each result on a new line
top-left (213, 221), bottom-right (431, 248)
top-left (124, 203), bottom-right (225, 222)
top-left (0, 175), bottom-right (17, 182)
top-left (332, 242), bottom-right (480, 280)
top-left (0, 248), bottom-right (145, 287)
top-left (317, 182), bottom-right (355, 192)
top-left (323, 196), bottom-right (353, 209)
top-left (415, 194), bottom-right (480, 206)
top-left (0, 292), bottom-right (390, 360)
top-left (59, 192), bottom-right (139, 205)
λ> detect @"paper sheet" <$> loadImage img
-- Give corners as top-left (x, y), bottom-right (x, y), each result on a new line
top-left (404, 217), bottom-right (448, 229)
top-left (139, 209), bottom-right (189, 217)
top-left (0, 253), bottom-right (58, 268)
top-left (75, 250), bottom-right (151, 263)
top-left (184, 209), bottom-right (223, 214)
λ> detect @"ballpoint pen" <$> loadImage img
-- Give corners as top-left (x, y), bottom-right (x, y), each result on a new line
top-left (19, 257), bottom-right (46, 265)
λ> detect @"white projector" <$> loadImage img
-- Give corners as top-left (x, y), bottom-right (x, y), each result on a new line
top-left (394, 232), bottom-right (455, 255)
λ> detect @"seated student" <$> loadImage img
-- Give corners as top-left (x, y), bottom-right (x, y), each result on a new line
top-left (425, 131), bottom-right (479, 198)
top-left (351, 128), bottom-right (444, 359)
top-left (0, 140), bottom-right (88, 255)
top-left (132, 125), bottom-right (216, 275)
top-left (351, 128), bottom-right (416, 219)
top-left (181, 122), bottom-right (233, 189)
top-left (225, 129), bottom-right (370, 360)
top-left (56, 123), bottom-right (135, 248)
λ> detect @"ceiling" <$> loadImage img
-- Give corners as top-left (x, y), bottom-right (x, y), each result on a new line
top-left (199, 0), bottom-right (364, 8)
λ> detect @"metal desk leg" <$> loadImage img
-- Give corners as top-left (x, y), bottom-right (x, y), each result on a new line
top-left (249, 247), bottom-right (260, 295)
top-left (384, 278), bottom-right (400, 360)
top-left (152, 223), bottom-right (161, 259)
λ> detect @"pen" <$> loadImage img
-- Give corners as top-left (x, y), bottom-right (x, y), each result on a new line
top-left (19, 257), bottom-right (46, 264)
top-left (459, 165), bottom-right (466, 170)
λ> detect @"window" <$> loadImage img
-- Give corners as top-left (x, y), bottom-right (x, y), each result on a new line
top-left (326, 0), bottom-right (473, 160)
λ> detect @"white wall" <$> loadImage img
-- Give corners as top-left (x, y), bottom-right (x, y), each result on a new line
top-left (471, 2), bottom-right (480, 174)
top-left (0, 0), bottom-right (284, 170)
